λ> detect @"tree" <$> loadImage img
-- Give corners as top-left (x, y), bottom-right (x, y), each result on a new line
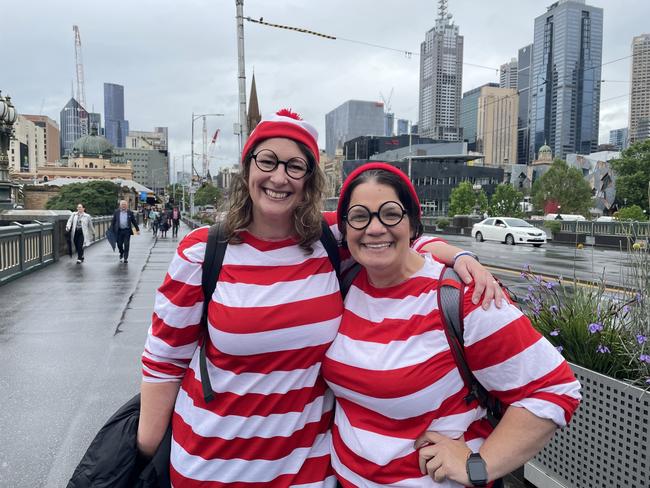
top-left (46, 181), bottom-right (120, 216)
top-left (448, 181), bottom-right (488, 216)
top-left (610, 139), bottom-right (650, 213)
top-left (194, 183), bottom-right (222, 207)
top-left (165, 184), bottom-right (189, 210)
top-left (616, 205), bottom-right (648, 221)
top-left (489, 183), bottom-right (524, 217)
top-left (531, 159), bottom-right (593, 216)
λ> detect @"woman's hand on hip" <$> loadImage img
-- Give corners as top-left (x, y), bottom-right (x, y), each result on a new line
top-left (415, 431), bottom-right (472, 485)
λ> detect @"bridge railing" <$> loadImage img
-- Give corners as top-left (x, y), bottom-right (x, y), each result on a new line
top-left (0, 221), bottom-right (55, 285)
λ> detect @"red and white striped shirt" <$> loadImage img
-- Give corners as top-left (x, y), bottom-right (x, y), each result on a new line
top-left (142, 219), bottom-right (344, 487)
top-left (322, 254), bottom-right (581, 487)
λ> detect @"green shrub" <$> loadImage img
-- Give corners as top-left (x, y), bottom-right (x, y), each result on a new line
top-left (545, 221), bottom-right (562, 234)
top-left (436, 218), bottom-right (450, 230)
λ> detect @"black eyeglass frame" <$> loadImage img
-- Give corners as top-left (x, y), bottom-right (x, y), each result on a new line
top-left (343, 200), bottom-right (408, 230)
top-left (250, 149), bottom-right (312, 180)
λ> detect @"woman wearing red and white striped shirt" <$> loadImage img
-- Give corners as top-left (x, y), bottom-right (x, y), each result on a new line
top-left (136, 111), bottom-right (505, 487)
top-left (323, 163), bottom-right (581, 488)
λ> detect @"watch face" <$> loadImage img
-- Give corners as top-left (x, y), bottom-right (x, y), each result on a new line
top-left (467, 455), bottom-right (488, 485)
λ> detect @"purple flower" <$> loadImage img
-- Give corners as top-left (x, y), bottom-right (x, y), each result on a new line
top-left (520, 272), bottom-right (526, 279)
top-left (638, 334), bottom-right (648, 345)
top-left (636, 292), bottom-right (643, 304)
top-left (550, 305), bottom-right (559, 315)
top-left (597, 344), bottom-right (611, 354)
top-left (556, 345), bottom-right (564, 353)
top-left (646, 378), bottom-right (650, 385)
top-left (550, 329), bottom-right (560, 336)
top-left (639, 354), bottom-right (650, 364)
top-left (534, 275), bottom-right (542, 284)
top-left (527, 285), bottom-right (535, 293)
top-left (546, 282), bottom-right (558, 289)
top-left (588, 322), bottom-right (603, 334)
top-left (623, 305), bottom-right (630, 314)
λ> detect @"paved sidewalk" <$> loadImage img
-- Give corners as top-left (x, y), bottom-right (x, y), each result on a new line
top-left (0, 222), bottom-right (195, 488)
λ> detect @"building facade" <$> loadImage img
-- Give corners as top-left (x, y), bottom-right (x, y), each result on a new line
top-left (629, 34), bottom-right (650, 144)
top-left (461, 83), bottom-right (499, 151)
top-left (60, 98), bottom-right (89, 156)
top-left (126, 127), bottom-right (169, 151)
top-left (608, 128), bottom-right (629, 151)
top-left (396, 119), bottom-right (409, 135)
top-left (23, 115), bottom-right (60, 164)
top-left (104, 82), bottom-right (129, 148)
top-left (517, 44), bottom-right (534, 164)
top-left (529, 0), bottom-right (603, 160)
top-left (343, 134), bottom-right (437, 161)
top-left (121, 147), bottom-right (169, 191)
top-left (325, 100), bottom-right (385, 156)
top-left (499, 58), bottom-right (518, 89)
top-left (476, 86), bottom-right (519, 166)
top-left (418, 1), bottom-right (464, 142)
top-left (8, 115), bottom-right (45, 174)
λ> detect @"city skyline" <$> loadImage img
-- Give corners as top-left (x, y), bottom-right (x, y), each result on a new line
top-left (3, 0), bottom-right (649, 169)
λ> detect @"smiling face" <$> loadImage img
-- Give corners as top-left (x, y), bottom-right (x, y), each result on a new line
top-left (247, 137), bottom-right (309, 237)
top-left (76, 204), bottom-right (84, 214)
top-left (344, 181), bottom-right (414, 279)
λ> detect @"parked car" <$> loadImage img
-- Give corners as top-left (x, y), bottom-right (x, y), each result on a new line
top-left (472, 217), bottom-right (547, 247)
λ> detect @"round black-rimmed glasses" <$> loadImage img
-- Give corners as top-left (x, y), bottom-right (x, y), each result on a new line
top-left (251, 149), bottom-right (311, 180)
top-left (343, 201), bottom-right (407, 230)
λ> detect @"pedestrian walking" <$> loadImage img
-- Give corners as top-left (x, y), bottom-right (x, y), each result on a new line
top-left (170, 206), bottom-right (180, 238)
top-left (111, 200), bottom-right (140, 264)
top-left (149, 207), bottom-right (160, 237)
top-left (136, 109), bottom-right (503, 487)
top-left (142, 206), bottom-right (149, 230)
top-left (159, 209), bottom-right (170, 238)
top-left (65, 203), bottom-right (95, 264)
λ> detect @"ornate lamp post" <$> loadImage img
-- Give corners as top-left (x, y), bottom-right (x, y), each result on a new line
top-left (0, 91), bottom-right (19, 209)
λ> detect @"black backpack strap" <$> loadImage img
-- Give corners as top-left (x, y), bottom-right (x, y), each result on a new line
top-left (437, 267), bottom-right (501, 427)
top-left (340, 263), bottom-right (362, 298)
top-left (199, 222), bottom-right (227, 403)
top-left (320, 218), bottom-right (341, 283)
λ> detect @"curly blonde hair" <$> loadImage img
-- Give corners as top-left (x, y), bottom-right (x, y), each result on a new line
top-left (223, 141), bottom-right (325, 253)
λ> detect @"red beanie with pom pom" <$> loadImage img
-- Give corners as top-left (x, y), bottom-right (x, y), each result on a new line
top-left (241, 109), bottom-right (320, 165)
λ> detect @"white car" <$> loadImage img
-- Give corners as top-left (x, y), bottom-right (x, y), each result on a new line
top-left (472, 217), bottom-right (547, 247)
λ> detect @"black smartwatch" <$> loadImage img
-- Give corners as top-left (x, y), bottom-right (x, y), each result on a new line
top-left (466, 452), bottom-right (488, 487)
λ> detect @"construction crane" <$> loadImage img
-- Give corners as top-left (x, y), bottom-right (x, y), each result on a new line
top-left (72, 25), bottom-right (87, 109)
top-left (380, 88), bottom-right (394, 136)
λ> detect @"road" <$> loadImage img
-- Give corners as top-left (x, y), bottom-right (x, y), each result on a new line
top-left (433, 233), bottom-right (638, 293)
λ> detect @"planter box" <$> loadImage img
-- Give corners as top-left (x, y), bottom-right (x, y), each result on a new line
top-left (551, 232), bottom-right (586, 245)
top-left (525, 363), bottom-right (649, 488)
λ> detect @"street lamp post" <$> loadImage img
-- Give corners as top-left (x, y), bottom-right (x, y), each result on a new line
top-left (0, 91), bottom-right (19, 209)
top-left (191, 112), bottom-right (224, 216)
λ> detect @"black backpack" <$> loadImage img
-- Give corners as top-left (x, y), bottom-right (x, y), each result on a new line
top-left (338, 262), bottom-right (503, 428)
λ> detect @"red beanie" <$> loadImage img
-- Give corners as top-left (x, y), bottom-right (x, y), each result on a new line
top-left (241, 109), bottom-right (320, 165)
top-left (337, 162), bottom-right (421, 232)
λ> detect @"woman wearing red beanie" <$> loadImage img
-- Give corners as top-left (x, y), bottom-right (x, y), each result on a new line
top-left (137, 110), bottom-right (505, 487)
top-left (322, 163), bottom-right (580, 487)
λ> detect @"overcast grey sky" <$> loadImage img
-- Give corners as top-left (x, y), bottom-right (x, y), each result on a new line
top-left (2, 0), bottom-right (648, 175)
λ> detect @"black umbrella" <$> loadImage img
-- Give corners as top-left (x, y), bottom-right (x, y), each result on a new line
top-left (105, 228), bottom-right (117, 251)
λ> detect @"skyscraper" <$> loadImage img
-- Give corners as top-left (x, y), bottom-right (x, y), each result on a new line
top-left (609, 128), bottom-right (629, 151)
top-left (629, 34), bottom-right (650, 144)
top-left (517, 44), bottom-right (534, 164)
top-left (499, 58), bottom-right (518, 89)
top-left (59, 98), bottom-right (89, 156)
top-left (104, 83), bottom-right (129, 148)
top-left (461, 83), bottom-right (499, 152)
top-left (476, 86), bottom-right (519, 166)
top-left (529, 0), bottom-right (603, 160)
top-left (418, 0), bottom-right (463, 141)
top-left (325, 100), bottom-right (385, 156)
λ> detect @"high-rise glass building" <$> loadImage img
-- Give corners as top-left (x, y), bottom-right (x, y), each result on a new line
top-left (59, 98), bottom-right (89, 156)
top-left (418, 0), bottom-right (463, 141)
top-left (104, 83), bottom-right (129, 148)
top-left (500, 58), bottom-right (518, 90)
top-left (629, 34), bottom-right (650, 144)
top-left (461, 83), bottom-right (499, 152)
top-left (517, 44), bottom-right (534, 164)
top-left (325, 100), bottom-right (385, 156)
top-left (529, 0), bottom-right (603, 160)
top-left (609, 128), bottom-right (629, 151)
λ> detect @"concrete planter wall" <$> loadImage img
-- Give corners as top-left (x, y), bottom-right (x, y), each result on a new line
top-left (525, 363), bottom-right (649, 488)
